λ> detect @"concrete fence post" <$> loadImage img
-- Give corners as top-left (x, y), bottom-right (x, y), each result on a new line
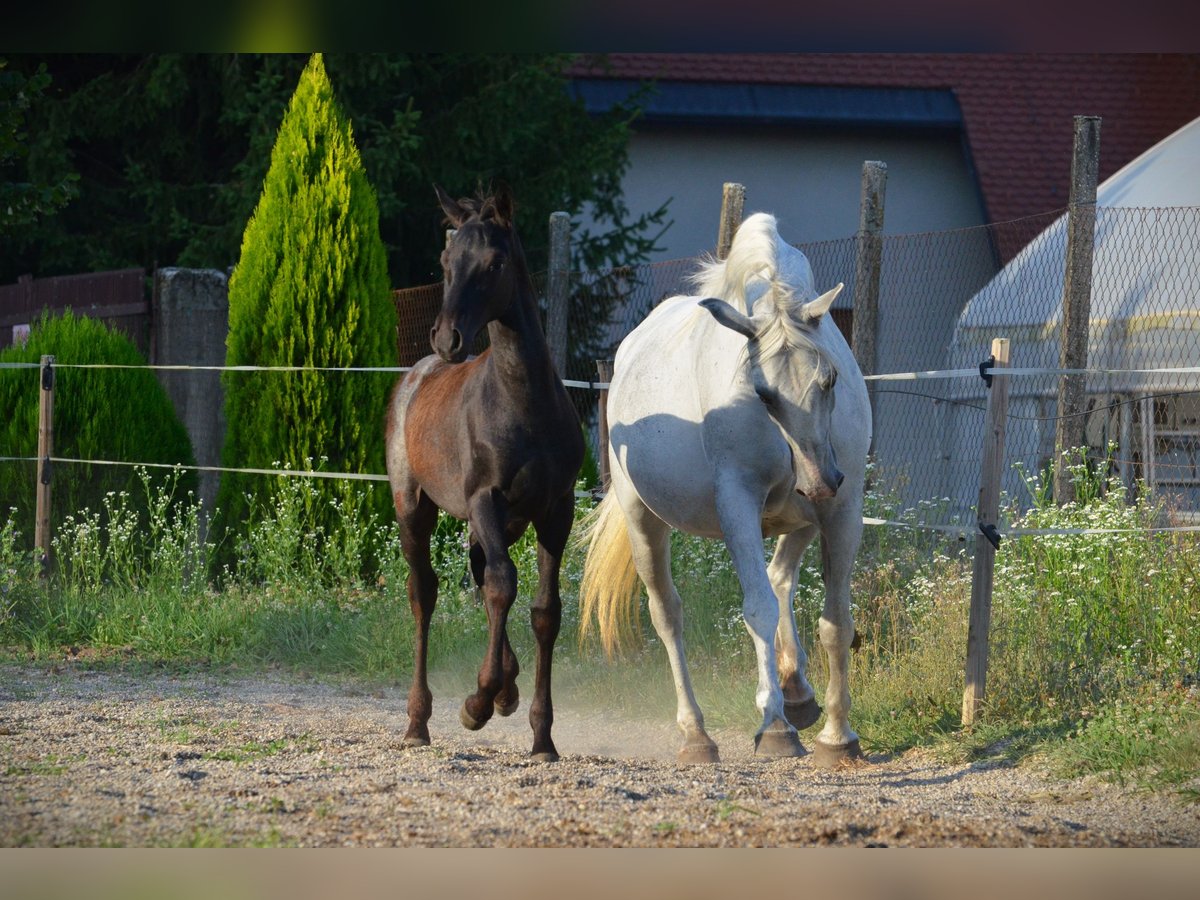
top-left (152, 268), bottom-right (229, 529)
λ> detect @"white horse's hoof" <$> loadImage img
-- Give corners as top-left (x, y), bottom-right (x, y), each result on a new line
top-left (785, 698), bottom-right (822, 730)
top-left (812, 738), bottom-right (864, 769)
top-left (677, 741), bottom-right (720, 765)
top-left (754, 728), bottom-right (806, 758)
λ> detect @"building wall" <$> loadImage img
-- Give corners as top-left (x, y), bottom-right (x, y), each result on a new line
top-left (617, 122), bottom-right (990, 260)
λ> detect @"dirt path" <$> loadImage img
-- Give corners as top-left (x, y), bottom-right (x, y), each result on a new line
top-left (1, 662), bottom-right (1197, 847)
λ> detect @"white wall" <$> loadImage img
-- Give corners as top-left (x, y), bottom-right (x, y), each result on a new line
top-left (614, 123), bottom-right (989, 258)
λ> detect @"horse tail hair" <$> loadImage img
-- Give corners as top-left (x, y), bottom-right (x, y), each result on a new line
top-left (576, 490), bottom-right (642, 659)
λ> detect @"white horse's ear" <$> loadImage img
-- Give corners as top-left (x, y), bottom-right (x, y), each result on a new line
top-left (800, 283), bottom-right (843, 323)
top-left (700, 298), bottom-right (757, 340)
top-left (435, 184), bottom-right (468, 228)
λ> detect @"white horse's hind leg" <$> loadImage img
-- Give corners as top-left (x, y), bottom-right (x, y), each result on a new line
top-left (768, 527), bottom-right (822, 731)
top-left (614, 474), bottom-right (718, 765)
top-left (715, 480), bottom-right (804, 758)
top-left (814, 501), bottom-right (865, 767)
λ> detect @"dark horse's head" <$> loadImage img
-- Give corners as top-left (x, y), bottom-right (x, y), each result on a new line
top-left (431, 183), bottom-right (524, 364)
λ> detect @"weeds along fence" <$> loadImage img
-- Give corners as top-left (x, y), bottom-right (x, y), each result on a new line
top-left (4, 171), bottom-right (1200, 723)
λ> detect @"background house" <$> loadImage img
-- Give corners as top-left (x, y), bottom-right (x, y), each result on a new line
top-left (570, 54), bottom-right (1200, 260)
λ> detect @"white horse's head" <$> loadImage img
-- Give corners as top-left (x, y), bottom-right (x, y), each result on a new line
top-left (700, 283), bottom-right (845, 501)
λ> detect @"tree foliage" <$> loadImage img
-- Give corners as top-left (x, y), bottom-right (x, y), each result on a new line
top-left (211, 54), bottom-right (397, 564)
top-left (0, 58), bottom-right (77, 241)
top-left (1, 53), bottom-right (668, 287)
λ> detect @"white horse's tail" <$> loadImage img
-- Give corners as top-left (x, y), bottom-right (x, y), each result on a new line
top-left (576, 490), bottom-right (642, 658)
top-left (690, 212), bottom-right (814, 315)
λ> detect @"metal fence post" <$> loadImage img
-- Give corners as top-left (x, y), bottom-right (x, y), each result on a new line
top-left (852, 161), bottom-right (887, 445)
top-left (547, 211), bottom-right (571, 379)
top-left (963, 337), bottom-right (1011, 727)
top-left (35, 354), bottom-right (55, 576)
top-left (1053, 115), bottom-right (1101, 504)
top-left (716, 183), bottom-right (745, 260)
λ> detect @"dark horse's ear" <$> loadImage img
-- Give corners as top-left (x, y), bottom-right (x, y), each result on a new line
top-left (489, 181), bottom-right (515, 226)
top-left (435, 184), bottom-right (468, 228)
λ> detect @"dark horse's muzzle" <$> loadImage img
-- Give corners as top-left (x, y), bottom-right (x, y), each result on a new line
top-left (431, 313), bottom-right (472, 364)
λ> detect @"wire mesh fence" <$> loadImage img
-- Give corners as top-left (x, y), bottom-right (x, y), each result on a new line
top-left (943, 205), bottom-right (1200, 527)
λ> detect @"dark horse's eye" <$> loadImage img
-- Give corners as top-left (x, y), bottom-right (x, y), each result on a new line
top-left (488, 260), bottom-right (504, 273)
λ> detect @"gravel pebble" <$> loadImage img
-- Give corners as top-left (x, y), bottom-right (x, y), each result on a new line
top-left (1, 662), bottom-right (1197, 847)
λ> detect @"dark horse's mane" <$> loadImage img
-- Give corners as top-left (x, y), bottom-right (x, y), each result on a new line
top-left (441, 188), bottom-right (514, 228)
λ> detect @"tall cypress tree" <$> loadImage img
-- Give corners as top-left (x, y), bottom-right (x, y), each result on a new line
top-left (214, 53), bottom-right (397, 563)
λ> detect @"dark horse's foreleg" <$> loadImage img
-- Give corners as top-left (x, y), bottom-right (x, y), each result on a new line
top-left (463, 532), bottom-right (516, 710)
top-left (460, 490), bottom-right (518, 734)
top-left (398, 490), bottom-right (440, 748)
top-left (527, 491), bottom-right (574, 762)
top-left (469, 536), bottom-right (519, 715)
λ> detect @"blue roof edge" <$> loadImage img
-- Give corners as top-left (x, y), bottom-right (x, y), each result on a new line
top-left (572, 79), bottom-right (963, 129)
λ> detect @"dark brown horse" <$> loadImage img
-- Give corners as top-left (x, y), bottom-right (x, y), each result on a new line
top-left (385, 185), bottom-right (584, 761)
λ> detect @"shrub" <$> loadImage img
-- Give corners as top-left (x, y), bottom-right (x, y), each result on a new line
top-left (213, 53), bottom-right (397, 568)
top-left (0, 310), bottom-right (197, 549)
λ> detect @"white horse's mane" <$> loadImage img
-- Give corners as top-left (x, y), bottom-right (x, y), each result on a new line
top-left (689, 212), bottom-right (826, 367)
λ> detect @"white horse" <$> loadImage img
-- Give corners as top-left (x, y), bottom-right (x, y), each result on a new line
top-left (579, 213), bottom-right (871, 766)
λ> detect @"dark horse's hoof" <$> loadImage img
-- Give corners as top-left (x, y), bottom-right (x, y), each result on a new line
top-left (785, 697), bottom-right (823, 731)
top-left (677, 741), bottom-right (720, 765)
top-left (531, 750), bottom-right (560, 764)
top-left (495, 696), bottom-right (520, 717)
top-left (401, 734), bottom-right (430, 749)
top-left (754, 728), bottom-right (806, 758)
top-left (812, 738), bottom-right (865, 769)
top-left (459, 702), bottom-right (488, 731)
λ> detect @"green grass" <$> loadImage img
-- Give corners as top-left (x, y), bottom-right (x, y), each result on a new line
top-left (2, 454), bottom-right (1198, 792)
top-left (158, 824), bottom-right (295, 848)
top-left (4, 753), bottom-right (79, 776)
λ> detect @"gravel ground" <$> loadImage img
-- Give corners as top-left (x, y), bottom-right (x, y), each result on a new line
top-left (1, 660), bottom-right (1197, 847)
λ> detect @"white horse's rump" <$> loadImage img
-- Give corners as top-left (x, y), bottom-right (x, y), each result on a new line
top-left (580, 213), bottom-right (871, 766)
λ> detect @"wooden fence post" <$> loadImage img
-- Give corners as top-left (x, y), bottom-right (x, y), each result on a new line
top-left (962, 337), bottom-right (1011, 727)
top-left (596, 359), bottom-right (614, 492)
top-left (1053, 115), bottom-right (1101, 504)
top-left (852, 161), bottom-right (887, 446)
top-left (547, 211), bottom-right (571, 378)
top-left (34, 354), bottom-right (55, 576)
top-left (716, 183), bottom-right (745, 260)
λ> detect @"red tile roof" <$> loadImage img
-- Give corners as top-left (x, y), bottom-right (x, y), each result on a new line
top-left (571, 54), bottom-right (1200, 254)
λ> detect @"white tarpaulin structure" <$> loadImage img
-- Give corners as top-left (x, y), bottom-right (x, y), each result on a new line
top-left (943, 117), bottom-right (1200, 518)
